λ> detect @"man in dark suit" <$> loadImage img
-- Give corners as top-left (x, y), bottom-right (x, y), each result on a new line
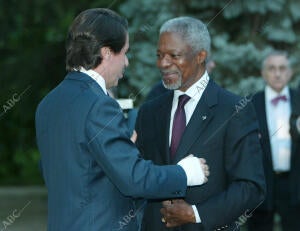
top-left (136, 17), bottom-right (266, 231)
top-left (35, 9), bottom-right (210, 231)
top-left (248, 51), bottom-right (300, 231)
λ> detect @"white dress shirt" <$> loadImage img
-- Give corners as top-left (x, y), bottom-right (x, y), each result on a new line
top-left (169, 72), bottom-right (209, 143)
top-left (79, 67), bottom-right (107, 94)
top-left (170, 71), bottom-right (210, 223)
top-left (265, 85), bottom-right (291, 172)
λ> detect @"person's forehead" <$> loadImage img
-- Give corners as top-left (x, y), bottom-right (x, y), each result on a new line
top-left (159, 32), bottom-right (184, 42)
top-left (157, 32), bottom-right (189, 50)
top-left (265, 55), bottom-right (288, 65)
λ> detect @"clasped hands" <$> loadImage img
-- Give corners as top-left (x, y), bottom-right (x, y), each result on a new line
top-left (131, 131), bottom-right (209, 227)
top-left (161, 155), bottom-right (209, 227)
top-left (160, 199), bottom-right (196, 227)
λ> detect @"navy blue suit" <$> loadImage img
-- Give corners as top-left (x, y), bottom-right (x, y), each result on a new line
top-left (35, 71), bottom-right (188, 231)
top-left (136, 80), bottom-right (266, 231)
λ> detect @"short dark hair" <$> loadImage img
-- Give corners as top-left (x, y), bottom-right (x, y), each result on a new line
top-left (65, 8), bottom-right (128, 71)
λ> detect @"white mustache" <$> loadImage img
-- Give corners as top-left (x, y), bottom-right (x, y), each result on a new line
top-left (160, 70), bottom-right (178, 75)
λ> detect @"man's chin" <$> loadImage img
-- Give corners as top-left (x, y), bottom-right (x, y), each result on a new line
top-left (162, 79), bottom-right (182, 90)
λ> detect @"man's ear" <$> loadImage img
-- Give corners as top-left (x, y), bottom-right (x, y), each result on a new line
top-left (100, 47), bottom-right (111, 60)
top-left (197, 50), bottom-right (207, 64)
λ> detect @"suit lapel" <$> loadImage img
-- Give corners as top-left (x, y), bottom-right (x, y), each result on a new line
top-left (257, 92), bottom-right (270, 140)
top-left (256, 91), bottom-right (274, 168)
top-left (173, 80), bottom-right (218, 164)
top-left (154, 91), bottom-right (174, 164)
top-left (290, 88), bottom-right (300, 114)
top-left (289, 88), bottom-right (300, 162)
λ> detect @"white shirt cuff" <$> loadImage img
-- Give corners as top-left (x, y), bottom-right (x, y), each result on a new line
top-left (192, 205), bottom-right (201, 223)
top-left (177, 156), bottom-right (205, 186)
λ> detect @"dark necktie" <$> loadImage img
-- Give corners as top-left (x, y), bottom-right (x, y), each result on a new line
top-left (271, 95), bottom-right (287, 106)
top-left (170, 94), bottom-right (191, 158)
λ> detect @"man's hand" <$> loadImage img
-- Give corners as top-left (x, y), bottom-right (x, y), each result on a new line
top-left (177, 154), bottom-right (209, 186)
top-left (200, 158), bottom-right (210, 180)
top-left (160, 199), bottom-right (195, 227)
top-left (130, 130), bottom-right (137, 143)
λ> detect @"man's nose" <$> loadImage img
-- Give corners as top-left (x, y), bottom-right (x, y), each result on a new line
top-left (274, 68), bottom-right (281, 78)
top-left (158, 55), bottom-right (172, 68)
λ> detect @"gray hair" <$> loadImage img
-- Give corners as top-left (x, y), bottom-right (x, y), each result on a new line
top-left (159, 17), bottom-right (211, 56)
top-left (262, 50), bottom-right (291, 70)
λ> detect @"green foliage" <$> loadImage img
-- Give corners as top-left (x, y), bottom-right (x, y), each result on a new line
top-left (0, 0), bottom-right (121, 185)
top-left (12, 148), bottom-right (43, 185)
top-left (1, 0), bottom-right (300, 185)
top-left (119, 0), bottom-right (300, 100)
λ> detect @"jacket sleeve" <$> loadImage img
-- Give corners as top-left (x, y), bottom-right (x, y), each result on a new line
top-left (85, 97), bottom-right (187, 199)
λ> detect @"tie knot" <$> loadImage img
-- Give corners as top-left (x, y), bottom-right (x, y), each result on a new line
top-left (271, 95), bottom-right (287, 106)
top-left (178, 94), bottom-right (190, 108)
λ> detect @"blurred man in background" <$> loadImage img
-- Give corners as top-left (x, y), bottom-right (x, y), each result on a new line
top-left (248, 51), bottom-right (300, 231)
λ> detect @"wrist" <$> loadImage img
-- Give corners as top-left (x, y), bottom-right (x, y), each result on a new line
top-left (191, 205), bottom-right (201, 223)
top-left (187, 205), bottom-right (196, 223)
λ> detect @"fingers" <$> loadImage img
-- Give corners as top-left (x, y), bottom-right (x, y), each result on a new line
top-left (199, 158), bottom-right (206, 164)
top-left (160, 207), bottom-right (167, 224)
top-left (170, 199), bottom-right (184, 204)
top-left (203, 165), bottom-right (210, 178)
top-left (161, 199), bottom-right (195, 227)
top-left (162, 200), bottom-right (172, 207)
top-left (130, 130), bottom-right (137, 143)
top-left (199, 158), bottom-right (210, 178)
top-left (160, 207), bottom-right (174, 227)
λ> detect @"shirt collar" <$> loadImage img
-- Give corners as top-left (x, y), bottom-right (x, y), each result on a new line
top-left (174, 71), bottom-right (210, 101)
top-left (265, 85), bottom-right (289, 101)
top-left (79, 67), bottom-right (107, 94)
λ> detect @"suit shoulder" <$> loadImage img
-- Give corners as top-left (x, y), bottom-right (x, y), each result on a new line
top-left (290, 87), bottom-right (300, 97)
top-left (140, 91), bottom-right (172, 112)
top-left (210, 82), bottom-right (258, 118)
top-left (214, 83), bottom-right (243, 108)
top-left (252, 90), bottom-right (264, 100)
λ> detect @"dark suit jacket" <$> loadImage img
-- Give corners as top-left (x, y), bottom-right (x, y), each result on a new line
top-left (252, 88), bottom-right (300, 210)
top-left (35, 71), bottom-right (189, 231)
top-left (145, 81), bottom-right (169, 102)
top-left (136, 80), bottom-right (266, 231)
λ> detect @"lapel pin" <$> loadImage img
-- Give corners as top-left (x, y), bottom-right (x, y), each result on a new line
top-left (202, 115), bottom-right (207, 121)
